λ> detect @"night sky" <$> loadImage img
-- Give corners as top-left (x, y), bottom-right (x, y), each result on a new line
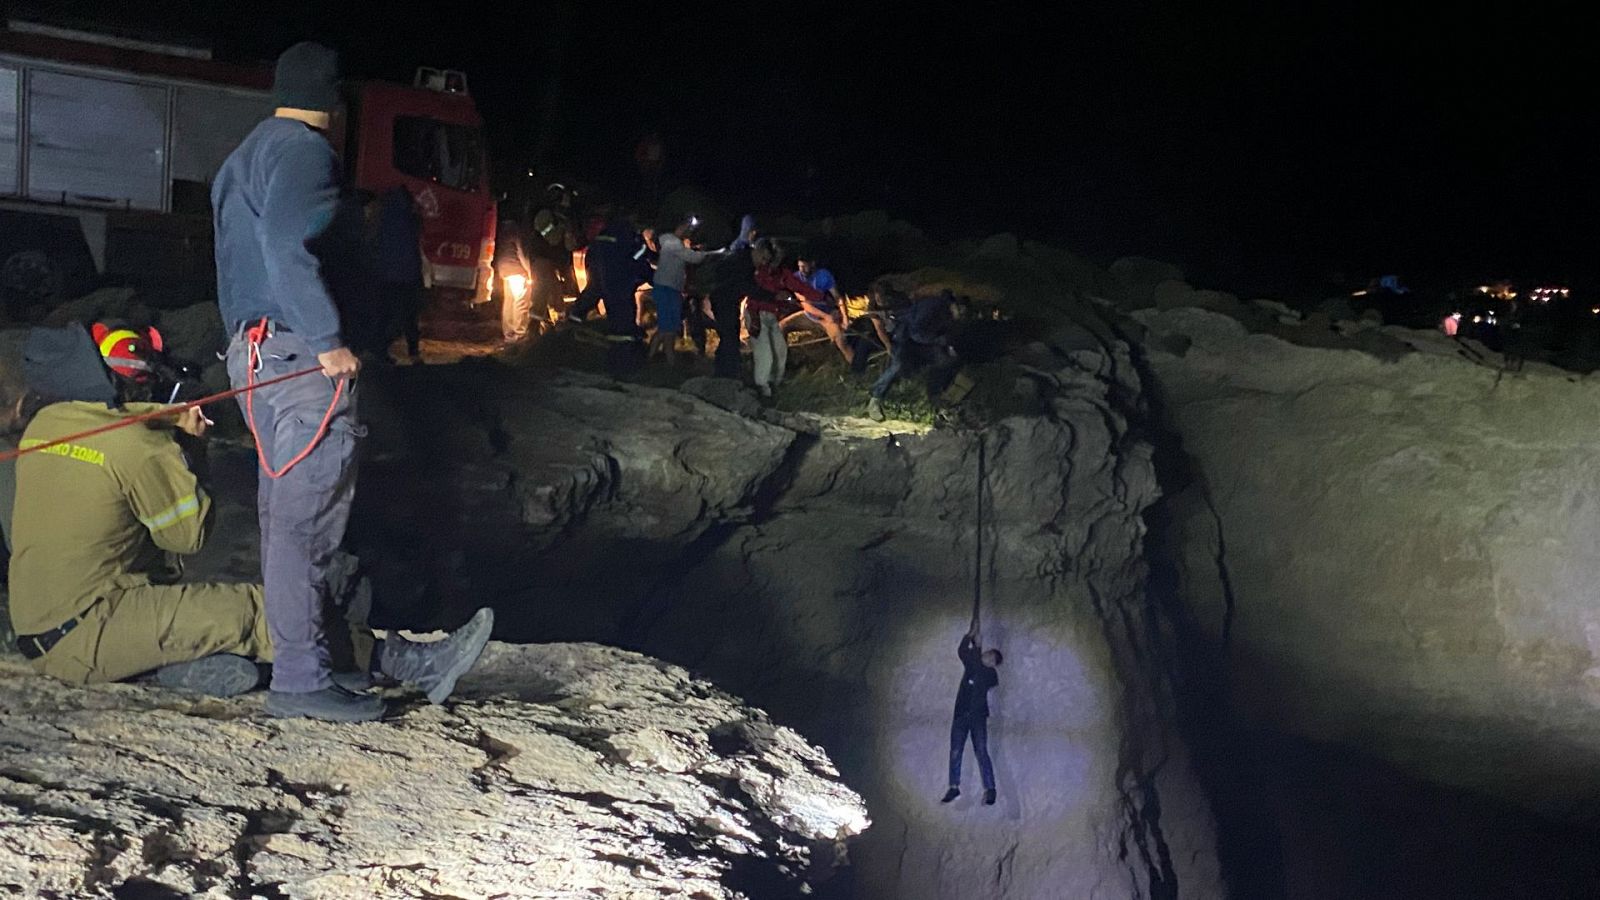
top-left (21, 1), bottom-right (1600, 297)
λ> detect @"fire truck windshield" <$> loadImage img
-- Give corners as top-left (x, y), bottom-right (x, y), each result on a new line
top-left (392, 116), bottom-right (483, 191)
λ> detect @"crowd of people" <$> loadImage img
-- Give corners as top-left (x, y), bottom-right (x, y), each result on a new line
top-left (495, 198), bottom-right (969, 418)
top-left (0, 40), bottom-right (982, 736)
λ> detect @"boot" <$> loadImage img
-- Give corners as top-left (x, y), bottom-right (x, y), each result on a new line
top-left (940, 787), bottom-right (960, 803)
top-left (866, 396), bottom-right (886, 422)
top-left (984, 789), bottom-right (996, 806)
top-left (332, 671), bottom-right (374, 692)
top-left (378, 608), bottom-right (494, 705)
top-left (266, 685), bottom-right (384, 722)
top-left (154, 654), bottom-right (261, 697)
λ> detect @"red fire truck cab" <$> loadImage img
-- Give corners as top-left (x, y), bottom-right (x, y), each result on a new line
top-left (0, 20), bottom-right (494, 316)
top-left (343, 72), bottom-right (495, 304)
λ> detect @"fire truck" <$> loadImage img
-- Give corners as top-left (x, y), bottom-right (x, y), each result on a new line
top-left (0, 20), bottom-right (494, 317)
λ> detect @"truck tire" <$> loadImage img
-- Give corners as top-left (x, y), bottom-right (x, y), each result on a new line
top-left (0, 249), bottom-right (66, 320)
top-left (0, 212), bottom-right (98, 322)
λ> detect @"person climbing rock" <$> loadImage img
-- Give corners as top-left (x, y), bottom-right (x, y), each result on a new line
top-left (211, 41), bottom-right (392, 721)
top-left (942, 621), bottom-right (1002, 805)
top-left (4, 325), bottom-right (496, 716)
top-left (867, 289), bottom-right (961, 423)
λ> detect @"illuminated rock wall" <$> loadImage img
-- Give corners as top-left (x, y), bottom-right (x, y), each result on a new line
top-left (1141, 305), bottom-right (1600, 819)
top-left (338, 341), bottom-right (1224, 897)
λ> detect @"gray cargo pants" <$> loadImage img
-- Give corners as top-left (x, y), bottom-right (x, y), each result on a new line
top-left (227, 329), bottom-right (362, 693)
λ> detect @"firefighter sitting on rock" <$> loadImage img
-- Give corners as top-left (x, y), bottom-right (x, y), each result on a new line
top-left (5, 322), bottom-right (494, 710)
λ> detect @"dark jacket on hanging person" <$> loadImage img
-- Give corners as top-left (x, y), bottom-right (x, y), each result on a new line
top-left (954, 635), bottom-right (999, 719)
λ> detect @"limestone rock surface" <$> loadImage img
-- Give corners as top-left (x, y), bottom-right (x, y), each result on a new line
top-left (0, 642), bottom-right (867, 899)
top-left (1138, 306), bottom-right (1600, 818)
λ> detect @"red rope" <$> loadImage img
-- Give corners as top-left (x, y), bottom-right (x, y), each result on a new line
top-left (242, 319), bottom-right (344, 479)
top-left (0, 365), bottom-right (324, 464)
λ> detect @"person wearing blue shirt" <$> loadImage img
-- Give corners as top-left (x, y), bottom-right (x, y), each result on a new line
top-left (787, 255), bottom-right (853, 364)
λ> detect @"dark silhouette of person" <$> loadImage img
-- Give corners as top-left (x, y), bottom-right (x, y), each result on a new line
top-left (943, 622), bottom-right (1002, 805)
top-left (372, 187), bottom-right (424, 360)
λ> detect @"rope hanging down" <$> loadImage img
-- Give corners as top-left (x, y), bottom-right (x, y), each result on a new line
top-left (0, 366), bottom-right (324, 465)
top-left (972, 434), bottom-right (987, 631)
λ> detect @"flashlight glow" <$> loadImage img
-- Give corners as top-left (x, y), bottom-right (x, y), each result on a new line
top-left (505, 273), bottom-right (529, 302)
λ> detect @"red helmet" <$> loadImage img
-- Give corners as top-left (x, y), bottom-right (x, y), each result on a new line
top-left (90, 322), bottom-right (164, 383)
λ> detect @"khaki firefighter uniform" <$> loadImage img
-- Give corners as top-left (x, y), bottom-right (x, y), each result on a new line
top-left (7, 401), bottom-right (271, 683)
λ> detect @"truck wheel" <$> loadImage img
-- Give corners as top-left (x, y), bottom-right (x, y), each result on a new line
top-left (1, 249), bottom-right (66, 321)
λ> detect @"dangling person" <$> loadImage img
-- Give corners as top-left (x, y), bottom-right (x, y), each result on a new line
top-left (942, 621), bottom-right (1003, 805)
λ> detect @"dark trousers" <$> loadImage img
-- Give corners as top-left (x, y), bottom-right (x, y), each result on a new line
top-left (709, 289), bottom-right (744, 378)
top-left (949, 713), bottom-right (996, 791)
top-left (686, 294), bottom-right (714, 356)
top-left (604, 287), bottom-right (644, 377)
top-left (226, 331), bottom-right (362, 693)
top-left (873, 340), bottom-right (958, 400)
top-left (571, 283), bottom-right (603, 320)
top-left (604, 288), bottom-right (639, 338)
top-left (387, 282), bottom-right (423, 356)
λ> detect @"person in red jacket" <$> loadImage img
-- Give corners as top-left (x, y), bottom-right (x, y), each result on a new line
top-left (747, 240), bottom-right (822, 401)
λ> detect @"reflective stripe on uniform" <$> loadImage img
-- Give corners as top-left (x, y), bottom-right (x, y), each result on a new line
top-left (17, 439), bottom-right (106, 467)
top-left (140, 494), bottom-right (200, 531)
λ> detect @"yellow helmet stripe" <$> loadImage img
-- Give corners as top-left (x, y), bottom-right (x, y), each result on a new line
top-left (97, 328), bottom-right (142, 359)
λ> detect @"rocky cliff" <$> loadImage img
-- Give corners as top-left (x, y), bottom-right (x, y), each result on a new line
top-left (1133, 304), bottom-right (1600, 893)
top-left (0, 641), bottom-right (866, 898)
top-left (336, 329), bottom-right (1223, 897)
top-left (1137, 306), bottom-right (1600, 809)
top-left (3, 280), bottom-right (1231, 897)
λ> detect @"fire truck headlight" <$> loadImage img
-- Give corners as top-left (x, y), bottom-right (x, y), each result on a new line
top-left (505, 273), bottom-right (529, 302)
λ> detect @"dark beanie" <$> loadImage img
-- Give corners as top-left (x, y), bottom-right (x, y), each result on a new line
top-left (274, 42), bottom-right (341, 112)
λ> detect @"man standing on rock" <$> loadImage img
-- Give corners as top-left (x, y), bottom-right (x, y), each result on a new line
top-left (212, 42), bottom-right (458, 721)
top-left (943, 622), bottom-right (1002, 805)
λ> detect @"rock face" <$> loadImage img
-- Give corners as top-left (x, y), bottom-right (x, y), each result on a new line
top-left (341, 342), bottom-right (1223, 897)
top-left (0, 642), bottom-right (866, 898)
top-left (2, 293), bottom-right (1228, 896)
top-left (1137, 306), bottom-right (1600, 819)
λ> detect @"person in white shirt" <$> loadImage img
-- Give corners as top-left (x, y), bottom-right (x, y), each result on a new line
top-left (649, 216), bottom-right (721, 358)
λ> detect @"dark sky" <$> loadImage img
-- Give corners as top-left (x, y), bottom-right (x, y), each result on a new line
top-left (18, 1), bottom-right (1599, 296)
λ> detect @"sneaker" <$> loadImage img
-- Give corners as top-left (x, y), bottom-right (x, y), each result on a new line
top-left (332, 670), bottom-right (374, 692)
top-left (153, 654), bottom-right (261, 697)
top-left (866, 397), bottom-right (886, 422)
top-left (984, 789), bottom-right (996, 806)
top-left (378, 608), bottom-right (495, 704)
top-left (940, 787), bottom-right (960, 804)
top-left (265, 685), bottom-right (385, 722)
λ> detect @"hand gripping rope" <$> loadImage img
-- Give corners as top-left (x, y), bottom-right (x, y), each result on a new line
top-left (243, 318), bottom-right (344, 479)
top-left (0, 318), bottom-right (342, 473)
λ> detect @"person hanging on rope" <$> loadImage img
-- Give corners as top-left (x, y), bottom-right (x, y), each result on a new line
top-left (942, 617), bottom-right (1003, 806)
